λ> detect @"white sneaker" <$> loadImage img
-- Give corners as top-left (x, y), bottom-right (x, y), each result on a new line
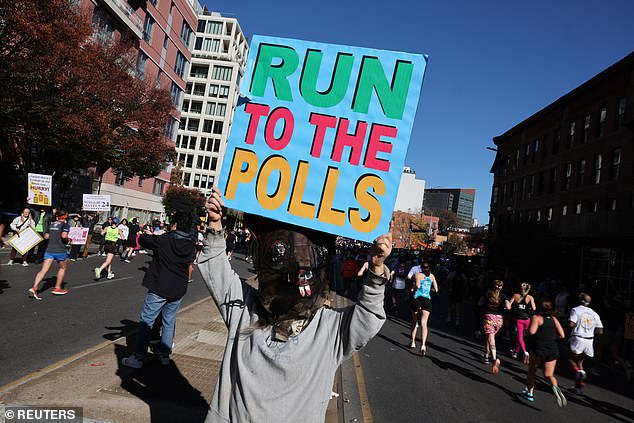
top-left (94, 267), bottom-right (101, 280)
top-left (107, 273), bottom-right (115, 279)
top-left (22, 261), bottom-right (29, 267)
top-left (7, 260), bottom-right (13, 266)
top-left (121, 355), bottom-right (143, 369)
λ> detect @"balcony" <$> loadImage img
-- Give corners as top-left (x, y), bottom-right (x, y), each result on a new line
top-left (97, 0), bottom-right (143, 39)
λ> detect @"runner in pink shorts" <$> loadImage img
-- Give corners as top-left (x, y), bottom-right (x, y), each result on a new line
top-left (479, 280), bottom-right (511, 373)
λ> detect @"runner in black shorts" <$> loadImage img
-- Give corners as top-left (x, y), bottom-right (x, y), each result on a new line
top-left (520, 297), bottom-right (567, 407)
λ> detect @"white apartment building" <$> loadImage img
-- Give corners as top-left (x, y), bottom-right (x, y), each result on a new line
top-left (175, 11), bottom-right (248, 194)
top-left (394, 166), bottom-right (426, 213)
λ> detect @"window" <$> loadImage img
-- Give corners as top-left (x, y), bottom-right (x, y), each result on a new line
top-left (115, 171), bottom-right (125, 186)
top-left (536, 209), bottom-right (542, 222)
top-left (185, 82), bottom-right (193, 94)
top-left (213, 139), bottom-right (220, 152)
top-left (593, 154), bottom-right (602, 184)
top-left (541, 134), bottom-right (548, 159)
top-left (208, 84), bottom-right (219, 97)
top-left (591, 201), bottom-right (598, 213)
top-left (514, 148), bottom-right (520, 168)
top-left (164, 117), bottom-right (177, 139)
top-left (532, 139), bottom-right (539, 162)
top-left (163, 35), bottom-right (169, 50)
top-left (197, 19), bottom-right (206, 33)
top-left (183, 172), bottom-right (191, 186)
top-left (523, 144), bottom-right (530, 165)
top-left (609, 199), bottom-right (617, 211)
top-left (174, 52), bottom-right (187, 78)
top-left (205, 139), bottom-right (214, 152)
top-left (548, 167), bottom-right (557, 194)
top-left (149, 0), bottom-right (158, 6)
top-left (193, 83), bottom-right (205, 96)
top-left (153, 179), bottom-right (165, 196)
top-left (201, 38), bottom-right (219, 52)
top-left (194, 37), bottom-right (203, 50)
top-left (563, 163), bottom-right (572, 191)
top-left (206, 21), bottom-right (223, 35)
top-left (202, 119), bottom-right (214, 133)
top-left (136, 52), bottom-right (148, 79)
top-left (180, 99), bottom-right (189, 113)
top-left (547, 208), bottom-right (553, 221)
top-left (204, 156), bottom-right (211, 170)
top-left (583, 114), bottom-right (590, 143)
top-left (196, 155), bottom-right (203, 169)
top-left (189, 101), bottom-right (203, 114)
top-left (218, 85), bottom-right (229, 98)
top-left (520, 177), bottom-right (526, 200)
top-left (491, 186), bottom-right (498, 206)
top-left (179, 119), bottom-right (186, 130)
top-left (193, 173), bottom-right (200, 188)
top-left (205, 102), bottom-right (216, 116)
top-left (616, 97), bottom-right (626, 127)
top-left (142, 14), bottom-right (154, 42)
top-left (597, 106), bottom-right (606, 137)
top-left (216, 103), bottom-right (226, 117)
top-left (213, 121), bottom-right (223, 134)
top-left (537, 172), bottom-right (544, 196)
top-left (575, 203), bottom-right (582, 214)
top-left (528, 175), bottom-right (535, 198)
top-left (188, 136), bottom-right (197, 150)
top-left (180, 21), bottom-right (193, 46)
top-left (190, 65), bottom-right (208, 78)
top-left (577, 159), bottom-right (586, 187)
top-left (211, 157), bottom-right (218, 170)
top-left (610, 148), bottom-right (621, 180)
top-left (212, 66), bottom-right (232, 81)
top-left (186, 154), bottom-right (193, 168)
top-left (562, 205), bottom-right (568, 216)
top-left (169, 82), bottom-right (181, 106)
top-left (552, 128), bottom-right (560, 154)
top-left (567, 121), bottom-right (575, 149)
top-left (187, 118), bottom-right (200, 132)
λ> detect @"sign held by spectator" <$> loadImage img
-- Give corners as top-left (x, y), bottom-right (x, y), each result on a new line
top-left (69, 227), bottom-right (89, 245)
top-left (7, 227), bottom-right (43, 255)
top-left (27, 173), bottom-right (52, 206)
top-left (218, 35), bottom-right (427, 242)
top-left (83, 194), bottom-right (111, 211)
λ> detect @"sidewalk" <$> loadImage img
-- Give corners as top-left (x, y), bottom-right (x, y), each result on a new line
top-left (0, 286), bottom-right (346, 423)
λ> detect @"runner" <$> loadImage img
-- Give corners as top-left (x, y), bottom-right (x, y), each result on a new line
top-left (568, 293), bottom-right (603, 394)
top-left (28, 210), bottom-right (71, 299)
top-left (389, 259), bottom-right (407, 315)
top-left (94, 219), bottom-right (120, 280)
top-left (519, 298), bottom-right (567, 407)
top-left (409, 262), bottom-right (438, 356)
top-left (509, 282), bottom-right (536, 361)
top-left (479, 280), bottom-right (511, 373)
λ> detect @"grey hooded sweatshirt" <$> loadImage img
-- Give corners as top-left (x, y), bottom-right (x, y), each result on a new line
top-left (198, 231), bottom-right (388, 423)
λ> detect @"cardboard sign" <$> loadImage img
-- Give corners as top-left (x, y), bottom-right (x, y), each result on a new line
top-left (218, 35), bottom-right (427, 242)
top-left (83, 194), bottom-right (111, 211)
top-left (7, 227), bottom-right (44, 255)
top-left (625, 313), bottom-right (634, 341)
top-left (69, 227), bottom-right (89, 245)
top-left (27, 173), bottom-right (52, 206)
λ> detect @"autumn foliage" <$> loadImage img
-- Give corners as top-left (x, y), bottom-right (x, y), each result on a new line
top-left (0, 0), bottom-right (175, 180)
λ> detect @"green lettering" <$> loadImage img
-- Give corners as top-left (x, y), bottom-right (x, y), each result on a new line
top-left (352, 57), bottom-right (413, 120)
top-left (300, 50), bottom-right (354, 108)
top-left (250, 43), bottom-right (299, 101)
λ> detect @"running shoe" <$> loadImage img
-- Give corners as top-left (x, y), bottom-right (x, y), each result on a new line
top-left (510, 349), bottom-right (518, 359)
top-left (6, 260), bottom-right (13, 266)
top-left (420, 346), bottom-right (426, 357)
top-left (121, 355), bottom-right (143, 369)
top-left (552, 386), bottom-right (567, 407)
top-left (51, 288), bottom-right (68, 295)
top-left (410, 341), bottom-right (416, 349)
top-left (94, 267), bottom-right (101, 280)
top-left (27, 288), bottom-right (42, 300)
top-left (492, 358), bottom-right (501, 374)
top-left (107, 273), bottom-right (115, 279)
top-left (22, 261), bottom-right (29, 267)
top-left (481, 354), bottom-right (490, 364)
top-left (124, 259), bottom-right (130, 263)
top-left (575, 369), bottom-right (587, 385)
top-left (520, 388), bottom-right (534, 402)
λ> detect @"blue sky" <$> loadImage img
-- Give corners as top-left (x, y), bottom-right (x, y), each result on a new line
top-left (202, 0), bottom-right (634, 224)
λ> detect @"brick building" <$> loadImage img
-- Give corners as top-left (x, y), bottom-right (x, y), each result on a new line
top-left (488, 52), bottom-right (634, 296)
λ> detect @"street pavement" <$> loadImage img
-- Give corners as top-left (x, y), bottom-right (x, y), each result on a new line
top-left (352, 291), bottom-right (634, 423)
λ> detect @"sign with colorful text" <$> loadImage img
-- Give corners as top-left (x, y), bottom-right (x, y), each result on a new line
top-left (218, 35), bottom-right (427, 241)
top-left (83, 194), bottom-right (111, 211)
top-left (69, 227), bottom-right (89, 245)
top-left (27, 173), bottom-right (52, 206)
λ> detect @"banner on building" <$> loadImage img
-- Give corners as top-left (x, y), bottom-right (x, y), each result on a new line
top-left (218, 35), bottom-right (428, 242)
top-left (7, 227), bottom-right (44, 255)
top-left (69, 227), bottom-right (89, 245)
top-left (82, 194), bottom-right (111, 211)
top-left (27, 173), bottom-right (52, 206)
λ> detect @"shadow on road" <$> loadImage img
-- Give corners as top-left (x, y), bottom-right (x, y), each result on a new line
top-left (103, 319), bottom-right (140, 342)
top-left (0, 279), bottom-right (10, 294)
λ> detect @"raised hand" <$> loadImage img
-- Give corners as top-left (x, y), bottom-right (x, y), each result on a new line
top-left (205, 188), bottom-right (224, 230)
top-left (369, 221), bottom-right (393, 276)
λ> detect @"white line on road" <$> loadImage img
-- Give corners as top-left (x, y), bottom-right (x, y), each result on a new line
top-left (72, 276), bottom-right (134, 290)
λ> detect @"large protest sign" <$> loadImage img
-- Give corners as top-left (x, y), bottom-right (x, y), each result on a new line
top-left (83, 194), bottom-right (111, 211)
top-left (7, 227), bottom-right (44, 255)
top-left (218, 36), bottom-right (427, 242)
top-left (27, 173), bottom-right (52, 206)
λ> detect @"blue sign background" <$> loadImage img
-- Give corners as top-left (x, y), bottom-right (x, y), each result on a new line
top-left (218, 35), bottom-right (427, 242)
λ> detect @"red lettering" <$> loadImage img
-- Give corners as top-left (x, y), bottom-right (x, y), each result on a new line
top-left (364, 123), bottom-right (396, 172)
top-left (244, 103), bottom-right (270, 145)
top-left (331, 118), bottom-right (367, 166)
top-left (264, 107), bottom-right (294, 150)
top-left (308, 113), bottom-right (337, 158)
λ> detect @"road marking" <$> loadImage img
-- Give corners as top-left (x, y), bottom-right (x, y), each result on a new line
top-left (353, 352), bottom-right (373, 423)
top-left (72, 276), bottom-right (134, 290)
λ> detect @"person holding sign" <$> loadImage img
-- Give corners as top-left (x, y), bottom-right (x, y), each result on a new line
top-left (28, 210), bottom-right (71, 300)
top-left (198, 188), bottom-right (391, 423)
top-left (7, 208), bottom-right (35, 266)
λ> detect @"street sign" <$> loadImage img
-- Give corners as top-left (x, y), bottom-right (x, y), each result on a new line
top-left (218, 35), bottom-right (428, 242)
top-left (83, 194), bottom-right (111, 211)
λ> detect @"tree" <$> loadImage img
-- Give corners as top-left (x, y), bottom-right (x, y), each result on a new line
top-left (435, 210), bottom-right (460, 234)
top-left (0, 0), bottom-right (175, 184)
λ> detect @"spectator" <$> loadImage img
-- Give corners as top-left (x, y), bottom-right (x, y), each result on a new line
top-left (81, 213), bottom-right (98, 259)
top-left (8, 208), bottom-right (35, 266)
